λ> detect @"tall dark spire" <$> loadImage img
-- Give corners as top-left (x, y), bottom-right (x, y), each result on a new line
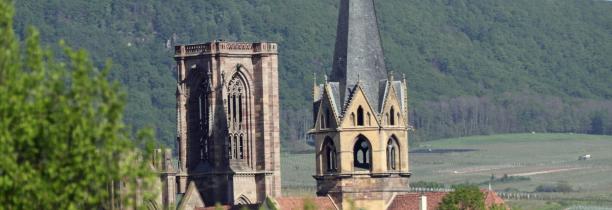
top-left (330, 0), bottom-right (387, 111)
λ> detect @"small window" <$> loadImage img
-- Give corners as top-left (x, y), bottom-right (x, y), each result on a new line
top-left (357, 106), bottom-right (364, 126)
top-left (325, 109), bottom-right (331, 128)
top-left (351, 113), bottom-right (356, 126)
top-left (367, 112), bottom-right (371, 126)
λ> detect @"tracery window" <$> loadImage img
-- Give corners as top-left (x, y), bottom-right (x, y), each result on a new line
top-left (387, 137), bottom-right (399, 170)
top-left (353, 136), bottom-right (371, 170)
top-left (227, 74), bottom-right (249, 161)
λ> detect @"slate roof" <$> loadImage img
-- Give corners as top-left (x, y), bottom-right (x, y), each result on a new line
top-left (329, 0), bottom-right (388, 112)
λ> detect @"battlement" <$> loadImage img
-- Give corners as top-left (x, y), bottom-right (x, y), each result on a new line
top-left (174, 41), bottom-right (277, 56)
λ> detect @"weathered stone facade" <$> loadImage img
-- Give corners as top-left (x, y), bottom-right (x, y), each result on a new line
top-left (170, 41), bottom-right (281, 206)
top-left (310, 0), bottom-right (412, 209)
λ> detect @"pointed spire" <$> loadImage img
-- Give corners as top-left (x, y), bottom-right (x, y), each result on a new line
top-left (329, 0), bottom-right (387, 112)
top-left (313, 73), bottom-right (320, 101)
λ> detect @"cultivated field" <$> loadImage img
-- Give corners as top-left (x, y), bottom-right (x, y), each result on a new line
top-left (281, 133), bottom-right (612, 207)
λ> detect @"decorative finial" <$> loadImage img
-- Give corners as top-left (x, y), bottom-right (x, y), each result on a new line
top-left (314, 72), bottom-right (317, 85)
top-left (403, 73), bottom-right (406, 80)
top-left (357, 73), bottom-right (361, 83)
top-left (389, 71), bottom-right (394, 81)
top-left (324, 75), bottom-right (328, 83)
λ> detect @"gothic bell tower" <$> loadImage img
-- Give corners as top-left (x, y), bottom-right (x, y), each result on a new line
top-left (174, 41), bottom-right (281, 206)
top-left (311, 0), bottom-right (411, 209)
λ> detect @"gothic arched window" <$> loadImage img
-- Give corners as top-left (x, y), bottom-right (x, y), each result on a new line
top-left (387, 137), bottom-right (400, 171)
top-left (199, 78), bottom-right (211, 161)
top-left (323, 137), bottom-right (337, 172)
top-left (390, 106), bottom-right (396, 126)
top-left (357, 106), bottom-right (364, 126)
top-left (325, 109), bottom-right (331, 128)
top-left (353, 136), bottom-right (371, 170)
top-left (227, 73), bottom-right (250, 162)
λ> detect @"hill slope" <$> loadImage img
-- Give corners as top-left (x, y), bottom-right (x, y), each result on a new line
top-left (13, 0), bottom-right (612, 146)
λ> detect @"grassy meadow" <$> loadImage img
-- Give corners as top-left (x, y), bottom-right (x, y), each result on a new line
top-left (281, 133), bottom-right (612, 207)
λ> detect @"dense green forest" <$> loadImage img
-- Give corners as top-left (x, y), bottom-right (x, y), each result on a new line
top-left (12, 0), bottom-right (612, 149)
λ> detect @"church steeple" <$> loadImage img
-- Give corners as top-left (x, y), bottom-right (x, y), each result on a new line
top-left (330, 0), bottom-right (387, 111)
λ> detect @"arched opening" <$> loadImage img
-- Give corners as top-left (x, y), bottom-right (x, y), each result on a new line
top-left (357, 106), bottom-right (364, 126)
top-left (236, 195), bottom-right (251, 205)
top-left (320, 108), bottom-right (330, 129)
top-left (239, 135), bottom-right (244, 159)
top-left (390, 106), bottom-right (395, 126)
top-left (351, 112), bottom-right (356, 126)
top-left (387, 137), bottom-right (400, 171)
top-left (322, 137), bottom-right (337, 172)
top-left (198, 79), bottom-right (210, 161)
top-left (227, 72), bottom-right (250, 162)
top-left (353, 136), bottom-right (372, 170)
top-left (367, 112), bottom-right (371, 126)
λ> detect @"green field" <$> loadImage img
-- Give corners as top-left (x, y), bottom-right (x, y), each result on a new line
top-left (281, 133), bottom-right (612, 207)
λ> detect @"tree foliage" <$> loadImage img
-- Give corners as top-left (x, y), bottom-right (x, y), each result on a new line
top-left (0, 1), bottom-right (155, 209)
top-left (438, 185), bottom-right (486, 210)
top-left (11, 0), bottom-right (612, 147)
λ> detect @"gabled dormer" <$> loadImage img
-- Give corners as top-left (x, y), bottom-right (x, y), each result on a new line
top-left (381, 81), bottom-right (405, 127)
top-left (314, 84), bottom-right (340, 131)
top-left (340, 83), bottom-right (380, 128)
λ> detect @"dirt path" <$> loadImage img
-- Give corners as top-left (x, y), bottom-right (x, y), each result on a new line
top-left (510, 167), bottom-right (583, 176)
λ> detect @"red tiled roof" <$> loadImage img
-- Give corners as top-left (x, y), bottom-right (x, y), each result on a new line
top-left (484, 190), bottom-right (506, 208)
top-left (387, 190), bottom-right (506, 210)
top-left (275, 196), bottom-right (337, 210)
top-left (195, 197), bottom-right (336, 210)
top-left (196, 191), bottom-right (505, 210)
top-left (388, 192), bottom-right (447, 210)
top-left (195, 204), bottom-right (259, 210)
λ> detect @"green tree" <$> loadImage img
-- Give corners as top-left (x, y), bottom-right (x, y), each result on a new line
top-left (303, 197), bottom-right (316, 210)
top-left (0, 1), bottom-right (155, 209)
top-left (438, 185), bottom-right (486, 210)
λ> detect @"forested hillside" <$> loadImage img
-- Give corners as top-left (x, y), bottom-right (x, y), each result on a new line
top-left (13, 0), bottom-right (612, 148)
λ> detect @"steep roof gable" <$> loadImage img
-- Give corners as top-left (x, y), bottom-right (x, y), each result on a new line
top-left (340, 83), bottom-right (380, 127)
top-left (177, 182), bottom-right (206, 210)
top-left (315, 84), bottom-right (341, 130)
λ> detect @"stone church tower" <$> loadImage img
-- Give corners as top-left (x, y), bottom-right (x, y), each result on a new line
top-left (311, 0), bottom-right (411, 209)
top-left (173, 41), bottom-right (281, 206)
